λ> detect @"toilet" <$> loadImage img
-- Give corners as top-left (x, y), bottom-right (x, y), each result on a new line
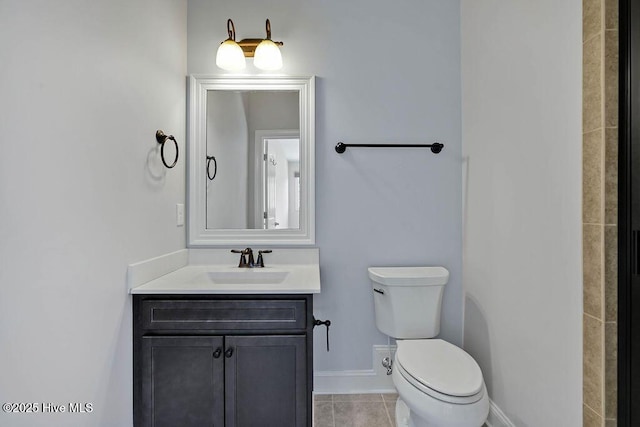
top-left (369, 266), bottom-right (489, 427)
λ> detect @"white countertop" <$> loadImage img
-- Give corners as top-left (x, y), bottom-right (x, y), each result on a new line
top-left (128, 248), bottom-right (321, 295)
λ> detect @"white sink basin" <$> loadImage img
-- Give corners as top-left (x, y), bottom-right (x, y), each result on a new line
top-left (128, 248), bottom-right (321, 294)
top-left (193, 269), bottom-right (290, 285)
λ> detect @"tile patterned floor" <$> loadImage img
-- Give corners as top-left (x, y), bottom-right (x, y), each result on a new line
top-left (314, 393), bottom-right (489, 427)
top-left (314, 393), bottom-right (398, 427)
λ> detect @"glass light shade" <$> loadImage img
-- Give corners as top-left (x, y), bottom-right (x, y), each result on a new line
top-left (253, 40), bottom-right (283, 70)
top-left (216, 40), bottom-right (246, 71)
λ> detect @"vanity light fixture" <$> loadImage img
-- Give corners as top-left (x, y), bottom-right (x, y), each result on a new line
top-left (215, 19), bottom-right (246, 71)
top-left (253, 19), bottom-right (283, 70)
top-left (215, 19), bottom-right (283, 71)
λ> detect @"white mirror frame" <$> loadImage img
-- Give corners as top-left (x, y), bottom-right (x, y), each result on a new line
top-left (188, 75), bottom-right (315, 246)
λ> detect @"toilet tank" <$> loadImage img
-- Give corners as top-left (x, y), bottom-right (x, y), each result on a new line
top-left (369, 266), bottom-right (449, 339)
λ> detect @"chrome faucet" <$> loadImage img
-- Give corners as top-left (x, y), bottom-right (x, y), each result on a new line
top-left (230, 248), bottom-right (272, 268)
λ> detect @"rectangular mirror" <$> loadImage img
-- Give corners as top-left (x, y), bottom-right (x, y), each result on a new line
top-left (188, 75), bottom-right (315, 246)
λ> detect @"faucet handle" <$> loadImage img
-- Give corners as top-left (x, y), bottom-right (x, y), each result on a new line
top-left (256, 250), bottom-right (272, 268)
top-left (231, 249), bottom-right (249, 267)
top-left (243, 248), bottom-right (255, 266)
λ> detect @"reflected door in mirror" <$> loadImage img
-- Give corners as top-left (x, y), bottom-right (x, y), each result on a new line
top-left (262, 136), bottom-right (300, 230)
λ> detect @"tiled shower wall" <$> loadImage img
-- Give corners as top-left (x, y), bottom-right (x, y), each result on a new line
top-left (583, 0), bottom-right (618, 425)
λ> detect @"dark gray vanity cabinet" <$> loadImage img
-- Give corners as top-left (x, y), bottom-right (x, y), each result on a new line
top-left (141, 336), bottom-right (225, 427)
top-left (225, 335), bottom-right (307, 427)
top-left (133, 295), bottom-right (313, 427)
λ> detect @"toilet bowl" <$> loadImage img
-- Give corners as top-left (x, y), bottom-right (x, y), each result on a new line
top-left (392, 339), bottom-right (489, 427)
top-left (368, 266), bottom-right (489, 427)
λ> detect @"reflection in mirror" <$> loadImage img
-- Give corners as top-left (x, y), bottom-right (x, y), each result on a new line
top-left (256, 131), bottom-right (300, 230)
top-left (188, 75), bottom-right (315, 246)
top-left (205, 91), bottom-right (299, 230)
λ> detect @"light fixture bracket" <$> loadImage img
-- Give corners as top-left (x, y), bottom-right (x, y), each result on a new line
top-left (226, 19), bottom-right (236, 41)
top-left (237, 39), bottom-right (283, 58)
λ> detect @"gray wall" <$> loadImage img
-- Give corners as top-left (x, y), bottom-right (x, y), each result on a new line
top-left (188, 0), bottom-right (462, 372)
top-left (0, 1), bottom-right (187, 426)
top-left (461, 0), bottom-right (582, 425)
top-left (206, 91), bottom-right (249, 229)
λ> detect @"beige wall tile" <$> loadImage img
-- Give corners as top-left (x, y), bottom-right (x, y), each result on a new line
top-left (585, 0), bottom-right (618, 421)
top-left (585, 403), bottom-right (604, 427)
top-left (584, 130), bottom-right (604, 224)
top-left (584, 224), bottom-right (604, 318)
top-left (605, 322), bottom-right (617, 419)
top-left (606, 0), bottom-right (618, 30)
top-left (605, 419), bottom-right (617, 427)
top-left (584, 0), bottom-right (602, 41)
top-left (605, 31), bottom-right (619, 128)
top-left (584, 35), bottom-right (603, 133)
top-left (605, 226), bottom-right (618, 321)
top-left (584, 314), bottom-right (604, 415)
top-left (605, 129), bottom-right (618, 225)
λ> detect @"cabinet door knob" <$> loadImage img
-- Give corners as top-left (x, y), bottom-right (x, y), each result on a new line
top-left (213, 348), bottom-right (222, 359)
top-left (224, 347), bottom-right (234, 358)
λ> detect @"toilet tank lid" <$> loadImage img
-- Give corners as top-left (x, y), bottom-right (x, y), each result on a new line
top-left (396, 339), bottom-right (483, 397)
top-left (368, 266), bottom-right (449, 286)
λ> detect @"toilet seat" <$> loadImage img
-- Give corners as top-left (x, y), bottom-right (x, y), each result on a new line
top-left (395, 339), bottom-right (484, 404)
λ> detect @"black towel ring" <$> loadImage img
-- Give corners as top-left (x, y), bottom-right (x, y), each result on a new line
top-left (156, 130), bottom-right (179, 169)
top-left (207, 155), bottom-right (218, 180)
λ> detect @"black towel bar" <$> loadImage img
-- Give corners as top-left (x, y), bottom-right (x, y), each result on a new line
top-left (335, 141), bottom-right (443, 154)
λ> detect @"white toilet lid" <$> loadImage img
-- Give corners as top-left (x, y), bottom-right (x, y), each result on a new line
top-left (395, 339), bottom-right (483, 397)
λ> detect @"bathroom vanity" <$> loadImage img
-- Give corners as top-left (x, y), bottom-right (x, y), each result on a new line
top-left (129, 74), bottom-right (318, 426)
top-left (129, 249), bottom-right (320, 427)
top-left (133, 293), bottom-right (313, 427)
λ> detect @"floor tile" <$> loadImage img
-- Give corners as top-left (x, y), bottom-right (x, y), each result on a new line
top-left (332, 393), bottom-right (384, 402)
top-left (314, 402), bottom-right (334, 427)
top-left (383, 399), bottom-right (397, 427)
top-left (314, 394), bottom-right (333, 402)
top-left (382, 393), bottom-right (398, 403)
top-left (333, 401), bottom-right (392, 427)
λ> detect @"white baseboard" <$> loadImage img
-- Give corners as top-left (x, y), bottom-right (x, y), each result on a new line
top-left (485, 400), bottom-right (514, 427)
top-left (313, 345), bottom-right (397, 394)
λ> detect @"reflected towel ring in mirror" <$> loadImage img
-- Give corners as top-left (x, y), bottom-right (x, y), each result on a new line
top-left (156, 130), bottom-right (179, 168)
top-left (206, 155), bottom-right (218, 180)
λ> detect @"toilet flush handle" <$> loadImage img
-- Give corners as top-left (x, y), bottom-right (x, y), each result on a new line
top-left (373, 288), bottom-right (384, 295)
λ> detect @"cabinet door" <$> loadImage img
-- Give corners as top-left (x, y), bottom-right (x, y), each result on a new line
top-left (225, 335), bottom-right (307, 427)
top-left (141, 336), bottom-right (224, 427)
